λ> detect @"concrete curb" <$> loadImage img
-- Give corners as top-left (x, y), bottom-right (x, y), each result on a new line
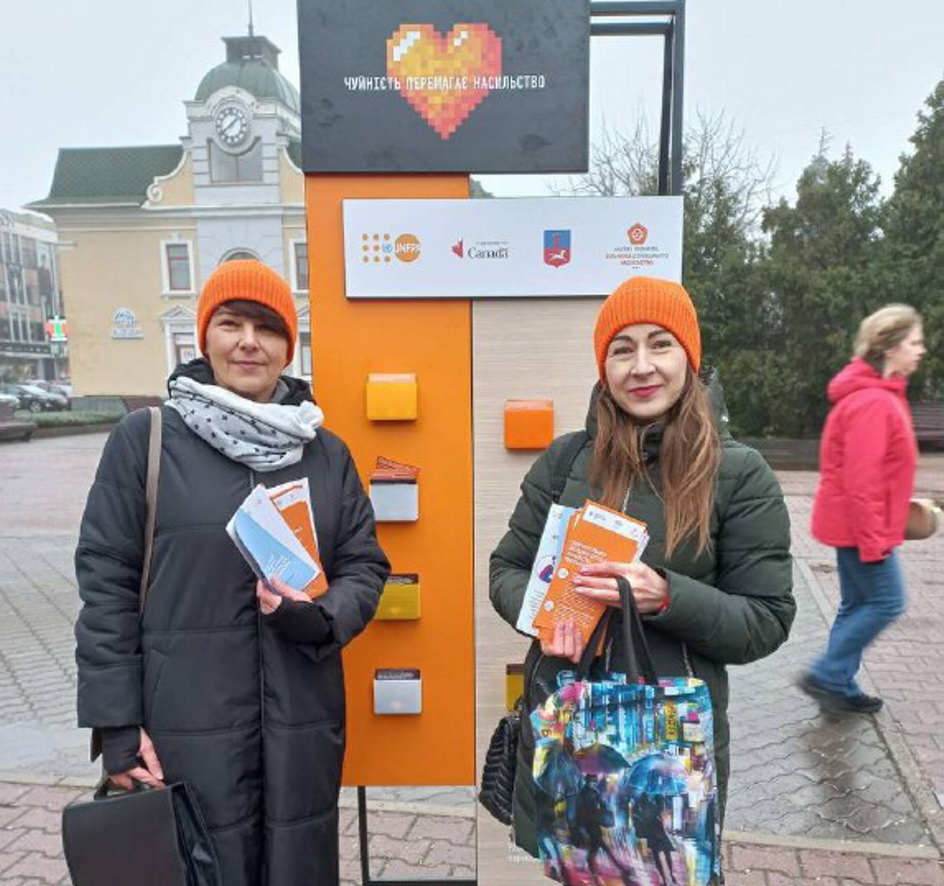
top-left (337, 796), bottom-right (476, 819)
top-left (796, 557), bottom-right (944, 854)
top-left (725, 828), bottom-right (940, 860)
top-left (0, 771), bottom-right (96, 788)
top-left (33, 423), bottom-right (116, 439)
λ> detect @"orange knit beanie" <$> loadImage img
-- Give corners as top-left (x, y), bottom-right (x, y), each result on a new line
top-left (594, 276), bottom-right (701, 378)
top-left (197, 260), bottom-right (298, 365)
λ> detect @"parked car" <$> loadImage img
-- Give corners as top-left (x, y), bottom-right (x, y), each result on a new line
top-left (25, 379), bottom-right (72, 403)
top-left (0, 383), bottom-right (68, 413)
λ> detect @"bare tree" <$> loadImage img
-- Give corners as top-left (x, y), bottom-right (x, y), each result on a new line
top-left (557, 110), bottom-right (777, 240)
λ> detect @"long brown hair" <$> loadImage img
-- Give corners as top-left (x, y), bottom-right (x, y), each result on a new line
top-left (591, 369), bottom-right (721, 557)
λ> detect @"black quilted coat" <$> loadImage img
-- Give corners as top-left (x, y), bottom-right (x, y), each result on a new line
top-left (75, 364), bottom-right (389, 886)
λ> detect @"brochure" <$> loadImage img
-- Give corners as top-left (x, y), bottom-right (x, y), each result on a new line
top-left (226, 483), bottom-right (327, 598)
top-left (370, 456), bottom-right (420, 483)
top-left (267, 479), bottom-right (328, 597)
top-left (530, 500), bottom-right (649, 647)
top-left (516, 504), bottom-right (575, 636)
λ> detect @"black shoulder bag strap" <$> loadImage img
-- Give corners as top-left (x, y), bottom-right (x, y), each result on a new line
top-left (139, 406), bottom-right (163, 611)
top-left (549, 430), bottom-right (590, 505)
top-left (89, 406), bottom-right (162, 763)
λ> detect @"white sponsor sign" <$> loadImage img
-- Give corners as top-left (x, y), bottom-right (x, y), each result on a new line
top-left (342, 196), bottom-right (683, 299)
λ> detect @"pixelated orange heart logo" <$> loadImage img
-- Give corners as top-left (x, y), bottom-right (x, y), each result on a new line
top-left (387, 23), bottom-right (502, 140)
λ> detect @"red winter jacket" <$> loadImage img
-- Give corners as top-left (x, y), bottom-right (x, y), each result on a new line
top-left (811, 358), bottom-right (917, 562)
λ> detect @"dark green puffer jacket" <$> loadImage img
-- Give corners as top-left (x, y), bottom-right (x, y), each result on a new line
top-left (489, 380), bottom-right (794, 856)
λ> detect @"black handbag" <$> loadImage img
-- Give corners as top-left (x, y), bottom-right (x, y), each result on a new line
top-left (62, 780), bottom-right (222, 886)
top-left (479, 434), bottom-right (588, 827)
top-left (478, 698), bottom-right (521, 825)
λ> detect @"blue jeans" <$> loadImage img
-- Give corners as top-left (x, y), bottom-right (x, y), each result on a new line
top-left (810, 548), bottom-right (906, 697)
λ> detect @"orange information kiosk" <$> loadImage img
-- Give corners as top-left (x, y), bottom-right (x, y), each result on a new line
top-left (306, 173), bottom-right (475, 790)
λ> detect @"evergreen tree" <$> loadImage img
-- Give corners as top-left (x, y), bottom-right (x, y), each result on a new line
top-left (883, 77), bottom-right (944, 398)
top-left (760, 142), bottom-right (886, 435)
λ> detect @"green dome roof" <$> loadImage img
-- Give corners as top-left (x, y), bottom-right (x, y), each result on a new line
top-left (196, 58), bottom-right (299, 112)
top-left (195, 36), bottom-right (299, 113)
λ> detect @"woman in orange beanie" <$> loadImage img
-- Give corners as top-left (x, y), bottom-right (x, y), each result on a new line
top-left (490, 276), bottom-right (794, 885)
top-left (74, 259), bottom-right (389, 886)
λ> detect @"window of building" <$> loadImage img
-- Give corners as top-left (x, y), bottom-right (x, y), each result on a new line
top-left (21, 238), bottom-right (37, 270)
top-left (173, 332), bottom-right (196, 366)
top-left (11, 307), bottom-right (28, 342)
top-left (163, 241), bottom-right (193, 293)
top-left (293, 241), bottom-right (309, 292)
top-left (209, 140), bottom-right (263, 183)
top-left (6, 235), bottom-right (21, 265)
top-left (161, 307), bottom-right (198, 375)
top-left (299, 330), bottom-right (312, 378)
top-left (8, 268), bottom-right (25, 304)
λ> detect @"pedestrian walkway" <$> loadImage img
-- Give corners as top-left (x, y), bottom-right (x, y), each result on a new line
top-left (0, 434), bottom-right (942, 883)
top-left (726, 563), bottom-right (932, 846)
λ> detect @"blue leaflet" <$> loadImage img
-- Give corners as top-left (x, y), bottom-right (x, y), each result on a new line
top-left (230, 507), bottom-right (319, 591)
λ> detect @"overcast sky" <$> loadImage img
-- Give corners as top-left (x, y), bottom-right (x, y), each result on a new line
top-left (2, 0), bottom-right (942, 212)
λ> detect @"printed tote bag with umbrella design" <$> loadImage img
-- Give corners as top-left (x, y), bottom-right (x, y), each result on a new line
top-left (531, 577), bottom-right (721, 886)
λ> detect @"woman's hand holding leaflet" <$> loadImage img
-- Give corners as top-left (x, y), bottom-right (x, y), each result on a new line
top-left (573, 560), bottom-right (670, 614)
top-left (258, 578), bottom-right (334, 646)
top-left (256, 576), bottom-right (311, 613)
top-left (539, 618), bottom-right (585, 664)
top-left (109, 727), bottom-right (164, 790)
top-left (539, 562), bottom-right (669, 664)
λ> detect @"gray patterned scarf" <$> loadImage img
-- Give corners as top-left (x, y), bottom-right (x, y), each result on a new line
top-left (168, 376), bottom-right (324, 472)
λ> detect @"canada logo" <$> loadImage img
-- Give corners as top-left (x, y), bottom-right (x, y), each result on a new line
top-left (452, 239), bottom-right (464, 258)
top-left (543, 229), bottom-right (571, 268)
top-left (627, 223), bottom-right (648, 245)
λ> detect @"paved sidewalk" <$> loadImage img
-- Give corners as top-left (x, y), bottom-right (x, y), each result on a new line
top-left (0, 780), bottom-right (941, 885)
top-left (0, 434), bottom-right (942, 884)
top-left (781, 464), bottom-right (944, 815)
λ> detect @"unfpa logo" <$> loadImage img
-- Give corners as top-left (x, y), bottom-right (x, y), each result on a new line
top-left (360, 233), bottom-right (421, 263)
top-left (395, 233), bottom-right (421, 262)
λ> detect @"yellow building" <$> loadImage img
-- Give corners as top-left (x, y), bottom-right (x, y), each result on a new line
top-left (29, 33), bottom-right (309, 399)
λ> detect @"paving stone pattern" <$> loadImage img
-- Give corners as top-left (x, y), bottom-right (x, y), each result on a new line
top-left (782, 464), bottom-right (944, 807)
top-left (726, 562), bottom-right (930, 844)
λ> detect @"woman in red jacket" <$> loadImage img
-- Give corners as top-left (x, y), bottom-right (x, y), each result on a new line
top-left (800, 304), bottom-right (926, 714)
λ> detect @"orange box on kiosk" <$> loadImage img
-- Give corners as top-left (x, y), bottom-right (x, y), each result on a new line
top-left (504, 399), bottom-right (555, 450)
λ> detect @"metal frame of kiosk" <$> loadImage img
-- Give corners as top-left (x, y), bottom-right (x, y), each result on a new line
top-left (590, 0), bottom-right (687, 197)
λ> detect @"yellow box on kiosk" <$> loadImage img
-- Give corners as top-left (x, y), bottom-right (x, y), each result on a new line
top-left (376, 574), bottom-right (421, 620)
top-left (366, 373), bottom-right (418, 420)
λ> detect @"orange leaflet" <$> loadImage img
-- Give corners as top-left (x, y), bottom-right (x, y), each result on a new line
top-left (267, 479), bottom-right (329, 599)
top-left (533, 502), bottom-right (647, 648)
